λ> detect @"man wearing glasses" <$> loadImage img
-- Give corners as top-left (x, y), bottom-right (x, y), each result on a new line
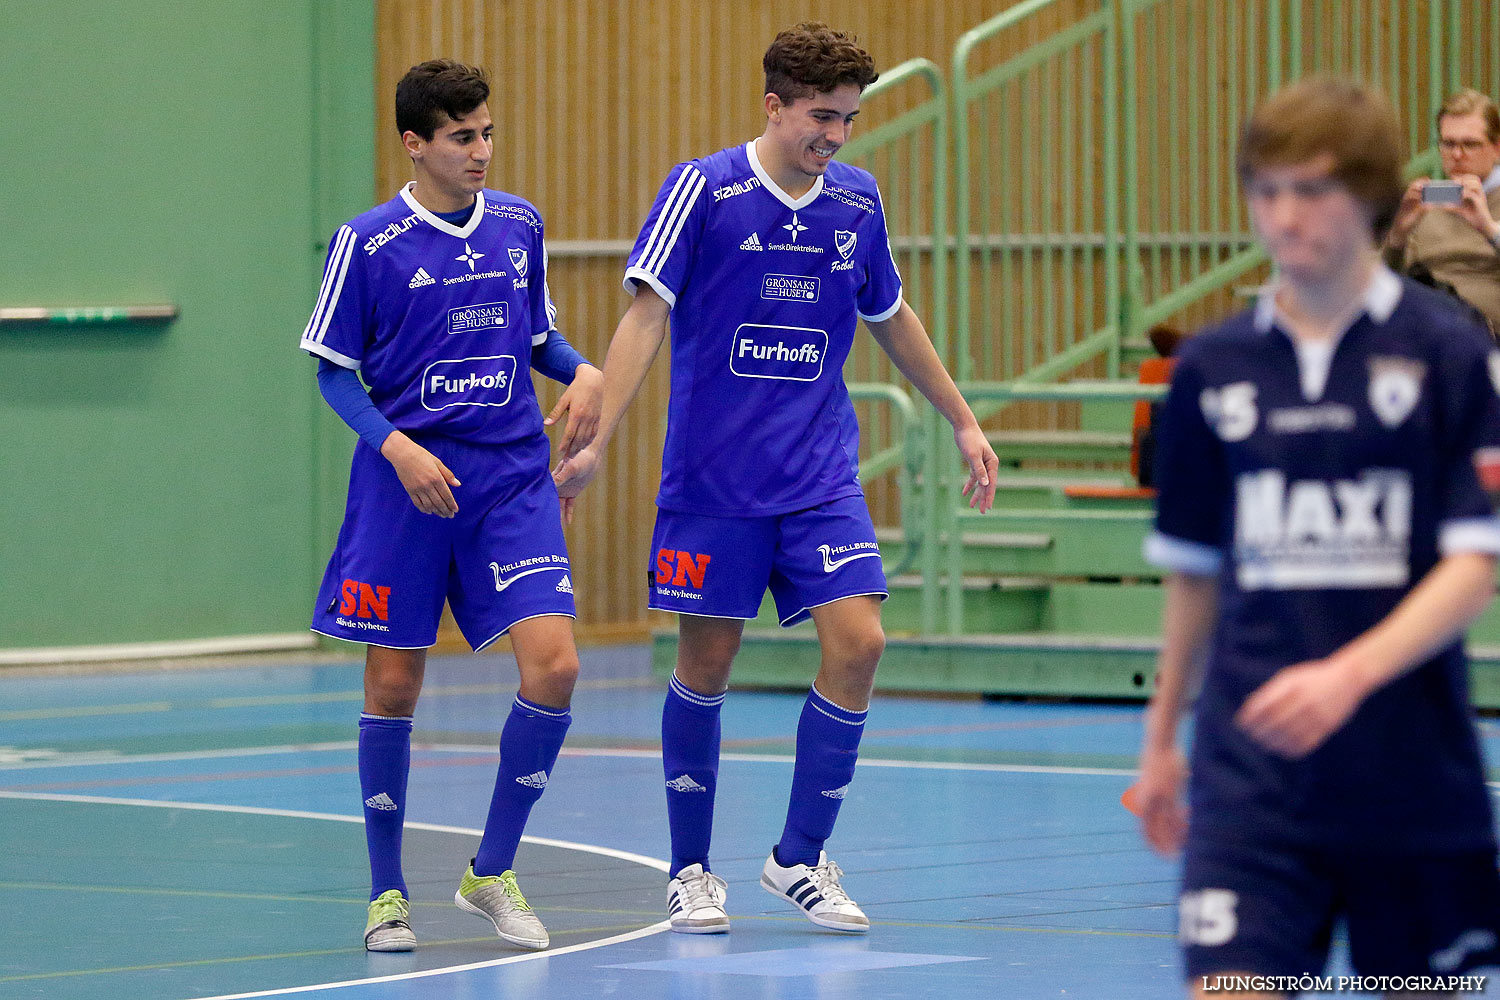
top-left (1385, 88), bottom-right (1500, 336)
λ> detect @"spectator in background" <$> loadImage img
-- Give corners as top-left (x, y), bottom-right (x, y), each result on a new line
top-left (1384, 88), bottom-right (1500, 337)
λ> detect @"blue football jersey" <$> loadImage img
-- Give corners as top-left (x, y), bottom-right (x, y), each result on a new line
top-left (624, 141), bottom-right (904, 516)
top-left (300, 183), bottom-right (559, 447)
top-left (1146, 268), bottom-right (1500, 851)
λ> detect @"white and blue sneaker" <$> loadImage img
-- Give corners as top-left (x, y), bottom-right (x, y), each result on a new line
top-left (667, 863), bottom-right (729, 933)
top-left (760, 849), bottom-right (869, 932)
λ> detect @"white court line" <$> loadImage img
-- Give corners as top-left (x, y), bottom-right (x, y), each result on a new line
top-left (10, 742), bottom-right (1500, 787)
top-left (0, 790), bottom-right (669, 999)
top-left (0, 741), bottom-right (1141, 777)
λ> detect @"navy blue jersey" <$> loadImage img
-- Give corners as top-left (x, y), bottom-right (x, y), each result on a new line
top-left (299, 184), bottom-right (559, 448)
top-left (1145, 269), bottom-right (1500, 851)
top-left (625, 141), bottom-right (904, 516)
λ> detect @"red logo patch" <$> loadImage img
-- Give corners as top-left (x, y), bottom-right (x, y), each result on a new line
top-left (655, 549), bottom-right (712, 589)
top-left (339, 578), bottom-right (392, 621)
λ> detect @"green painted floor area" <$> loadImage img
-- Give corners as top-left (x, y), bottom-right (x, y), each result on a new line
top-left (0, 799), bottom-right (663, 1000)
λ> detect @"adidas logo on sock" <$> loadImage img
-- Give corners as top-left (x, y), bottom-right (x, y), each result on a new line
top-left (364, 792), bottom-right (398, 811)
top-left (821, 784), bottom-right (850, 800)
top-left (408, 267), bottom-right (435, 288)
top-left (555, 574), bottom-right (573, 594)
top-left (515, 770), bottom-right (550, 789)
top-left (739, 232), bottom-right (763, 251)
top-left (666, 774), bottom-right (707, 793)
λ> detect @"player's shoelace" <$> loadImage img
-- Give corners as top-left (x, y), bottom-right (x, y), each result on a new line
top-left (675, 867), bottom-right (727, 910)
top-left (807, 858), bottom-right (853, 906)
top-left (496, 870), bottom-right (532, 911)
top-left (368, 889), bottom-right (410, 926)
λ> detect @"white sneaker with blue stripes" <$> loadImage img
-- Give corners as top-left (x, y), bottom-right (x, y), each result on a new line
top-left (667, 863), bottom-right (729, 933)
top-left (759, 849), bottom-right (869, 932)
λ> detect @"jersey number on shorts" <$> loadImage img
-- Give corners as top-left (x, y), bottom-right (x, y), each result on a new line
top-left (1179, 889), bottom-right (1238, 946)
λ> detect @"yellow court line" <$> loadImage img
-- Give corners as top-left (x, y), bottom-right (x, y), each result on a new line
top-left (0, 923), bottom-right (661, 985)
top-left (0, 702), bottom-right (173, 722)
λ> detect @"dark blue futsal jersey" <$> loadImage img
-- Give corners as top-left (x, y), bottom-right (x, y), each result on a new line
top-left (1146, 269), bottom-right (1500, 852)
top-left (300, 184), bottom-right (558, 451)
top-left (625, 141), bottom-right (903, 516)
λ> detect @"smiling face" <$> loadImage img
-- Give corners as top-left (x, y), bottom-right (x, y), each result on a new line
top-left (760, 84), bottom-right (862, 192)
top-left (403, 103), bottom-right (493, 214)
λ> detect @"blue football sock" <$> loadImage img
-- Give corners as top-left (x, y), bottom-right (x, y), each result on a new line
top-left (473, 695), bottom-right (571, 876)
top-left (359, 713), bottom-right (414, 900)
top-left (661, 672), bottom-right (724, 878)
top-left (776, 686), bottom-right (867, 868)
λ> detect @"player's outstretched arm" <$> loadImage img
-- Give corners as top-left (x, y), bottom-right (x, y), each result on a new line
top-left (865, 302), bottom-right (999, 511)
top-left (1236, 551), bottom-right (1498, 759)
top-left (1136, 571), bottom-right (1218, 856)
top-left (551, 286), bottom-right (672, 510)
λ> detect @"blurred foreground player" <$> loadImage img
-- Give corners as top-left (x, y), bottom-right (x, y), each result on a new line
top-left (1136, 77), bottom-right (1500, 997)
top-left (299, 60), bottom-right (600, 952)
top-left (554, 23), bottom-right (998, 935)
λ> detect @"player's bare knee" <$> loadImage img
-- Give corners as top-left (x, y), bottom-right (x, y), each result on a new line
top-left (839, 622), bottom-right (885, 674)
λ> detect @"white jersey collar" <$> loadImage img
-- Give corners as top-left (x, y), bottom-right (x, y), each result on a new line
top-left (400, 182), bottom-right (485, 238)
top-left (747, 139), bottom-right (824, 211)
top-left (1253, 263), bottom-right (1403, 336)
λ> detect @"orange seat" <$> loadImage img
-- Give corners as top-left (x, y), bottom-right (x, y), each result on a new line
top-left (1130, 357), bottom-right (1175, 483)
top-left (1062, 484), bottom-right (1156, 501)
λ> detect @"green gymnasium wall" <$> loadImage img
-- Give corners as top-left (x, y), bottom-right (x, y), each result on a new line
top-left (0, 2), bottom-right (374, 649)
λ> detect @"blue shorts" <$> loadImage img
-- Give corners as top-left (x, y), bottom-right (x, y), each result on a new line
top-left (648, 494), bottom-right (887, 626)
top-left (1181, 837), bottom-right (1500, 979)
top-left (311, 434), bottom-right (574, 651)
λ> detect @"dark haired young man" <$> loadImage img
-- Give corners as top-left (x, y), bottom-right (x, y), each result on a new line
top-left (554, 23), bottom-right (998, 935)
top-left (1136, 77), bottom-right (1500, 996)
top-left (299, 59), bottom-right (600, 953)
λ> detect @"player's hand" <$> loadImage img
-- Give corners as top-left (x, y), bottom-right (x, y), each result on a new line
top-left (543, 363), bottom-right (603, 459)
top-left (380, 431), bottom-right (461, 517)
top-left (1385, 177), bottom-right (1429, 249)
top-left (955, 421), bottom-right (999, 512)
top-left (1134, 745), bottom-right (1188, 856)
top-left (552, 446), bottom-right (600, 525)
top-left (1446, 173), bottom-right (1499, 236)
top-left (1234, 658), bottom-right (1370, 759)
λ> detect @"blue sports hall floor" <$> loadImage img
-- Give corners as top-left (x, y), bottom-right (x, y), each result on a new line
top-left (4, 643), bottom-right (1499, 999)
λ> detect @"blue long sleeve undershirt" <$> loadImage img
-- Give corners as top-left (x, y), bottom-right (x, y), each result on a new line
top-left (316, 359), bottom-right (398, 453)
top-left (315, 331), bottom-right (591, 451)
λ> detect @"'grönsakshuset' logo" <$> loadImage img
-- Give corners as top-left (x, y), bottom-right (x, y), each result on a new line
top-left (761, 273), bottom-right (820, 303)
top-left (421, 355), bottom-right (517, 411)
top-left (728, 324), bottom-right (828, 382)
top-left (447, 302), bottom-right (507, 334)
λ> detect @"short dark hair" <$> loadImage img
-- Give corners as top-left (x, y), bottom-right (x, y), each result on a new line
top-left (763, 22), bottom-right (878, 105)
top-left (1238, 76), bottom-right (1405, 240)
top-left (395, 59), bottom-right (490, 140)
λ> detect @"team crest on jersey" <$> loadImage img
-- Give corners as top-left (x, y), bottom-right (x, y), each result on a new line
top-left (507, 247), bottom-right (529, 289)
top-left (1200, 382), bottom-right (1258, 442)
top-left (1367, 357), bottom-right (1424, 429)
top-left (835, 230), bottom-right (857, 260)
